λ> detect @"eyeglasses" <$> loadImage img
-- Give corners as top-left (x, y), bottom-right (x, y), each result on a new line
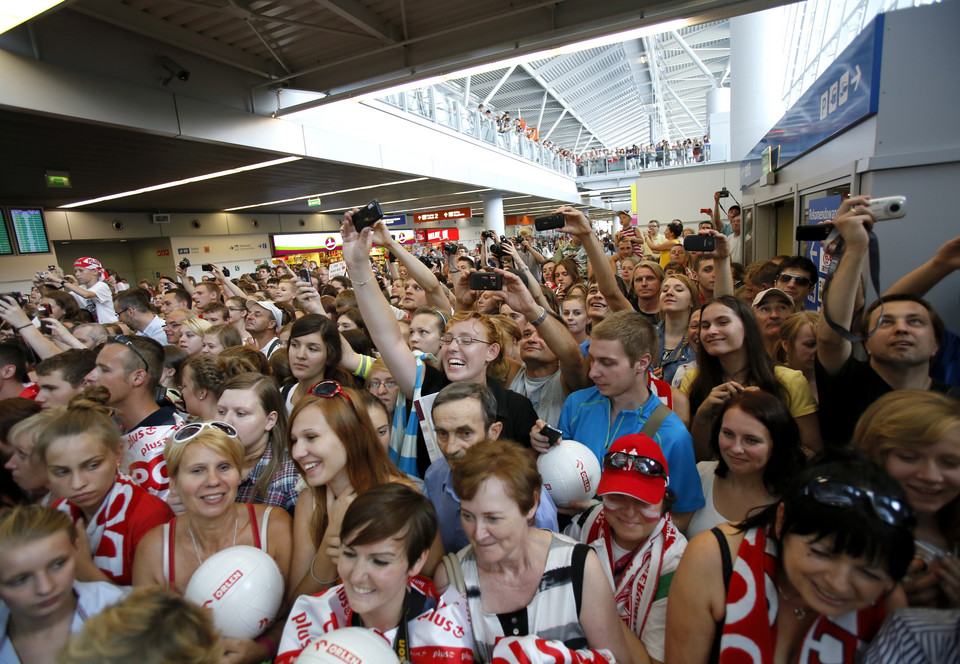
top-left (309, 380), bottom-right (354, 407)
top-left (797, 478), bottom-right (915, 528)
top-left (776, 274), bottom-right (812, 287)
top-left (171, 421), bottom-right (238, 444)
top-left (603, 451), bottom-right (669, 485)
top-left (439, 335), bottom-right (493, 347)
top-left (113, 335), bottom-right (149, 371)
top-left (368, 380), bottom-right (397, 390)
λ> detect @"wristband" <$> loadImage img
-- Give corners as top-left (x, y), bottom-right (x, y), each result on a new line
top-left (15, 324), bottom-right (32, 332)
top-left (528, 306), bottom-right (548, 327)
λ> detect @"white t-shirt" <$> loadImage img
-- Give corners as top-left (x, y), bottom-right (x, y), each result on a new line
top-left (71, 281), bottom-right (118, 323)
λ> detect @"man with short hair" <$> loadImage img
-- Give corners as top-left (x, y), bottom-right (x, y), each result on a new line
top-left (774, 256), bottom-right (817, 308)
top-left (72, 323), bottom-right (108, 349)
top-left (201, 302), bottom-right (229, 325)
top-left (158, 289), bottom-right (191, 315)
top-left (245, 299), bottom-right (284, 358)
top-left (264, 277), bottom-right (280, 300)
top-left (533, 311), bottom-right (703, 531)
top-left (191, 282), bottom-right (221, 310)
top-left (424, 382), bottom-right (557, 552)
top-left (752, 288), bottom-right (794, 359)
top-left (35, 349), bottom-right (96, 408)
top-left (163, 309), bottom-right (190, 345)
top-left (816, 196), bottom-right (958, 446)
top-left (85, 336), bottom-right (183, 500)
top-left (116, 287), bottom-right (167, 345)
top-left (692, 255), bottom-right (716, 302)
top-left (742, 260), bottom-right (780, 305)
top-left (0, 343), bottom-right (36, 399)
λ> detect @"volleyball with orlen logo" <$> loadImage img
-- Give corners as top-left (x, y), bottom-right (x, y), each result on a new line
top-left (537, 439), bottom-right (602, 508)
top-left (295, 628), bottom-right (400, 664)
top-left (184, 545), bottom-right (283, 638)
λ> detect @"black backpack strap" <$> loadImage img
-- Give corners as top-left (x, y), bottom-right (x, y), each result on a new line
top-left (709, 527), bottom-right (733, 664)
top-left (571, 543), bottom-right (590, 616)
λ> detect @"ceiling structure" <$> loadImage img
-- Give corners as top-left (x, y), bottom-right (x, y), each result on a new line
top-left (426, 19), bottom-right (731, 153)
top-left (2, 0), bottom-right (790, 218)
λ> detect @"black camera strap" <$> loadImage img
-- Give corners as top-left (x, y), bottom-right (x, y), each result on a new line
top-left (820, 227), bottom-right (883, 343)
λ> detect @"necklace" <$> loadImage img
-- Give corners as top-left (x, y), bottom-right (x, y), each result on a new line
top-left (187, 511), bottom-right (239, 565)
top-left (776, 584), bottom-right (807, 620)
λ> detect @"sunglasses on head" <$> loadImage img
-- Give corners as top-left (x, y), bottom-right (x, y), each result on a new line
top-left (308, 380), bottom-right (354, 406)
top-left (603, 451), bottom-right (669, 485)
top-left (172, 421), bottom-right (238, 444)
top-left (797, 478), bottom-right (915, 528)
top-left (776, 274), bottom-right (812, 287)
top-left (113, 335), bottom-right (149, 371)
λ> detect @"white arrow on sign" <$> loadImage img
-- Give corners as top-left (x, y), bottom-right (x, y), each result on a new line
top-left (851, 64), bottom-right (862, 91)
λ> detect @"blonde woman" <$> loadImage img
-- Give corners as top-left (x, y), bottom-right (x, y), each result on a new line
top-left (853, 390), bottom-right (960, 608)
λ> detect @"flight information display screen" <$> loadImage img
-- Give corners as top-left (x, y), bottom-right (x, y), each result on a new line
top-left (0, 210), bottom-right (13, 255)
top-left (7, 207), bottom-right (50, 254)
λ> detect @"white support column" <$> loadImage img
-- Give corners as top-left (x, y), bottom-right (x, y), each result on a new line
top-left (483, 192), bottom-right (505, 237)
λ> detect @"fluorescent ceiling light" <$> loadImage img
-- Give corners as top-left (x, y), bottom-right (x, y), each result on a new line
top-left (223, 177), bottom-right (428, 211)
top-left (60, 156), bottom-right (302, 209)
top-left (0, 1), bottom-right (68, 34)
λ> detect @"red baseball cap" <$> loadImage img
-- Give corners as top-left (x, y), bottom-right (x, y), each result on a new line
top-left (597, 434), bottom-right (669, 504)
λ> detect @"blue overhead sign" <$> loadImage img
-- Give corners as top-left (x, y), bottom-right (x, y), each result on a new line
top-left (381, 214), bottom-right (407, 226)
top-left (741, 14), bottom-right (885, 189)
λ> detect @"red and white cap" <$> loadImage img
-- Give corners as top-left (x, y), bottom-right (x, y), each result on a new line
top-left (73, 257), bottom-right (106, 280)
top-left (597, 434), bottom-right (669, 504)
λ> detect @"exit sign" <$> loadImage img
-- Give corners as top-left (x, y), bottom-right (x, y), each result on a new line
top-left (308, 197), bottom-right (321, 207)
top-left (414, 207), bottom-right (471, 223)
top-left (45, 171), bottom-right (72, 188)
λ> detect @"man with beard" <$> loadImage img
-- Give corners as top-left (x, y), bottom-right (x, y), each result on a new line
top-left (423, 382), bottom-right (557, 552)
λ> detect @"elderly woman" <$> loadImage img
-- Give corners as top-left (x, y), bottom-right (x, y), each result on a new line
top-left (133, 421), bottom-right (293, 663)
top-left (278, 483), bottom-right (472, 663)
top-left (437, 440), bottom-right (631, 663)
top-left (566, 434), bottom-right (688, 664)
top-left (0, 505), bottom-right (127, 664)
top-left (666, 453), bottom-right (914, 664)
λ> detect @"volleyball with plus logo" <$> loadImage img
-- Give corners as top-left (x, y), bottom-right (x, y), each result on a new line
top-left (185, 545), bottom-right (284, 638)
top-left (537, 440), bottom-right (602, 508)
top-left (295, 628), bottom-right (400, 664)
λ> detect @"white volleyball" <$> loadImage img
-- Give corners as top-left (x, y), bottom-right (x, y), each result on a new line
top-left (537, 439), bottom-right (602, 508)
top-left (295, 627), bottom-right (400, 664)
top-left (184, 545), bottom-right (284, 639)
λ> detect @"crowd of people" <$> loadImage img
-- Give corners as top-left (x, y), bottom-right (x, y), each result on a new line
top-left (0, 195), bottom-right (957, 664)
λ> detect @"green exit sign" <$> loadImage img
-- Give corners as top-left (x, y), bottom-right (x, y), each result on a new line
top-left (307, 197), bottom-right (321, 207)
top-left (45, 171), bottom-right (72, 188)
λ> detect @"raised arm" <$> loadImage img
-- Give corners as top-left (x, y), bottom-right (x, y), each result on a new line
top-left (885, 234), bottom-right (960, 297)
top-left (175, 264), bottom-right (195, 295)
top-left (495, 269), bottom-right (589, 394)
top-left (341, 216), bottom-right (419, 398)
top-left (557, 206), bottom-right (633, 312)
top-left (0, 297), bottom-right (63, 359)
top-left (373, 224), bottom-right (450, 313)
top-left (210, 263), bottom-right (246, 299)
top-left (817, 195), bottom-right (874, 375)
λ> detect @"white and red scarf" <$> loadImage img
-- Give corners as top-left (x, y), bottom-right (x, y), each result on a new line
top-left (720, 526), bottom-right (888, 664)
top-left (583, 508), bottom-right (685, 635)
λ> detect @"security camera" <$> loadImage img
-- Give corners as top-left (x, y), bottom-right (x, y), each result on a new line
top-left (252, 219), bottom-right (259, 228)
top-left (112, 220), bottom-right (124, 231)
top-left (191, 219), bottom-right (201, 229)
top-left (159, 56), bottom-right (190, 85)
top-left (298, 219), bottom-right (306, 227)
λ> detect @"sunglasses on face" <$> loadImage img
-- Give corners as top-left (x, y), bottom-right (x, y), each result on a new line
top-left (172, 421), bottom-right (238, 444)
top-left (776, 274), bottom-right (812, 287)
top-left (797, 478), bottom-right (915, 528)
top-left (603, 451), bottom-right (669, 485)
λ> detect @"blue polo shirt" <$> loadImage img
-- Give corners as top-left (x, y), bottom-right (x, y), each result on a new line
top-left (557, 386), bottom-right (704, 513)
top-left (423, 456), bottom-right (558, 553)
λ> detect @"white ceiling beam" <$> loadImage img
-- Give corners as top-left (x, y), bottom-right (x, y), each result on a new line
top-left (668, 30), bottom-right (720, 88)
top-left (314, 0), bottom-right (399, 42)
top-left (482, 64), bottom-right (517, 105)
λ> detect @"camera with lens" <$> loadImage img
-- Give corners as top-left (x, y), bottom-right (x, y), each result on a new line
top-left (179, 258), bottom-right (191, 270)
top-left (718, 187), bottom-right (730, 199)
top-left (442, 242), bottom-right (459, 255)
top-left (489, 243), bottom-right (504, 257)
top-left (480, 230), bottom-right (496, 241)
